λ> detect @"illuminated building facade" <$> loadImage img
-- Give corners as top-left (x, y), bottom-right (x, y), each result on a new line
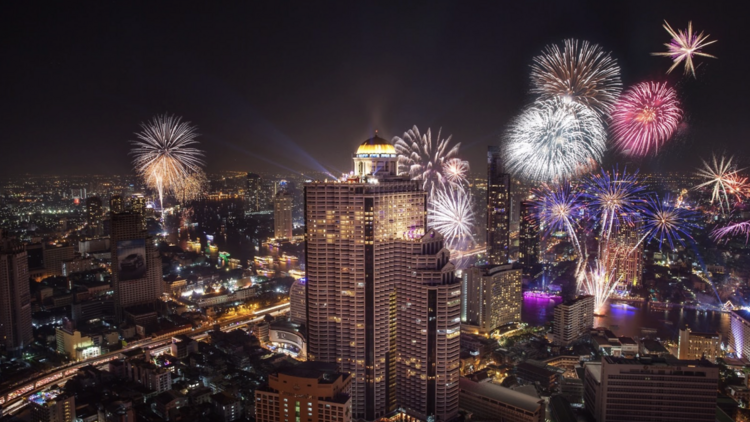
top-left (274, 189), bottom-right (293, 239)
top-left (110, 195), bottom-right (124, 213)
top-left (518, 200), bottom-right (539, 272)
top-left (0, 238), bottom-right (32, 353)
top-left (29, 390), bottom-right (75, 422)
top-left (246, 173), bottom-right (265, 213)
top-left (111, 211), bottom-right (163, 322)
top-left (86, 196), bottom-right (104, 237)
top-left (289, 278), bottom-right (306, 325)
top-left (584, 356), bottom-right (718, 422)
top-left (678, 328), bottom-right (720, 362)
top-left (304, 135), bottom-right (460, 421)
top-left (461, 264), bottom-right (522, 334)
top-left (486, 146), bottom-right (511, 265)
top-left (255, 362), bottom-right (352, 422)
top-left (730, 310), bottom-right (750, 359)
top-left (553, 296), bottom-right (594, 346)
top-left (608, 220), bottom-right (643, 288)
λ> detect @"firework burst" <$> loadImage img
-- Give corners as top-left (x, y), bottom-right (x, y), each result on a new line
top-left (533, 182), bottom-right (585, 254)
top-left (504, 97), bottom-right (606, 183)
top-left (131, 114), bottom-right (205, 210)
top-left (584, 167), bottom-right (647, 239)
top-left (443, 158), bottom-right (470, 187)
top-left (394, 126), bottom-right (465, 197)
top-left (531, 39), bottom-right (622, 115)
top-left (581, 260), bottom-right (621, 315)
top-left (694, 154), bottom-right (744, 214)
top-left (652, 20), bottom-right (717, 78)
top-left (637, 195), bottom-right (696, 250)
top-left (712, 221), bottom-right (750, 244)
top-left (428, 185), bottom-right (475, 250)
top-left (171, 169), bottom-right (208, 204)
top-left (611, 82), bottom-right (682, 157)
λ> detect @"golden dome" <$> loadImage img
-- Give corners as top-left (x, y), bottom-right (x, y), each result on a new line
top-left (356, 135), bottom-right (396, 155)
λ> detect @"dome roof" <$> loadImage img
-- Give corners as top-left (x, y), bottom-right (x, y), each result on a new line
top-left (356, 135), bottom-right (396, 155)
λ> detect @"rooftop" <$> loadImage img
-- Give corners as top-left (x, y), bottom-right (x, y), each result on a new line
top-left (459, 378), bottom-right (542, 413)
top-left (355, 135), bottom-right (396, 155)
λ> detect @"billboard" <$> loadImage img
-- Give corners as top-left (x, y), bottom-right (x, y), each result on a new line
top-left (117, 239), bottom-right (147, 281)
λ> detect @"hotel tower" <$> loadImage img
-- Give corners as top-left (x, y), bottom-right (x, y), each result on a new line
top-left (304, 135), bottom-right (460, 421)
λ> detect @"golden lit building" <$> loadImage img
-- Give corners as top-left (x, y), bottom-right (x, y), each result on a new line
top-left (678, 327), bottom-right (721, 362)
top-left (461, 264), bottom-right (522, 334)
top-left (274, 189), bottom-right (293, 239)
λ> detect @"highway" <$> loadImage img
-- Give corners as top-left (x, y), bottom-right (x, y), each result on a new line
top-left (0, 302), bottom-right (289, 415)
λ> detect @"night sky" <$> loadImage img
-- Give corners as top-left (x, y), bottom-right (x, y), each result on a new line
top-left (2, 1), bottom-right (747, 177)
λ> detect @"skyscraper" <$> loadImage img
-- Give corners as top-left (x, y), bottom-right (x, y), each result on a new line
top-left (289, 278), bottom-right (306, 326)
top-left (553, 296), bottom-right (594, 346)
top-left (110, 195), bottom-right (124, 213)
top-left (608, 220), bottom-right (643, 289)
top-left (486, 146), bottom-right (511, 266)
top-left (518, 200), bottom-right (540, 272)
top-left (0, 236), bottom-right (32, 353)
top-left (246, 173), bottom-right (263, 213)
top-left (86, 196), bottom-right (104, 237)
top-left (305, 135), bottom-right (460, 421)
top-left (461, 264), bottom-right (522, 334)
top-left (111, 211), bottom-right (163, 322)
top-left (273, 189), bottom-right (293, 239)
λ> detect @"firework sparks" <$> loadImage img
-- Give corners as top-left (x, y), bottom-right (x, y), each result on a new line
top-left (611, 82), bottom-right (682, 157)
top-left (533, 182), bottom-right (585, 255)
top-left (503, 97), bottom-right (606, 183)
top-left (584, 167), bottom-right (647, 239)
top-left (131, 114), bottom-right (205, 210)
top-left (712, 221), bottom-right (750, 244)
top-left (694, 154), bottom-right (744, 214)
top-left (443, 158), bottom-right (470, 186)
top-left (581, 260), bottom-right (621, 315)
top-left (652, 20), bottom-right (717, 78)
top-left (394, 126), bottom-right (465, 197)
top-left (637, 195), bottom-right (696, 250)
top-left (530, 39), bottom-right (622, 115)
top-left (428, 185), bottom-right (475, 250)
top-left (171, 169), bottom-right (208, 204)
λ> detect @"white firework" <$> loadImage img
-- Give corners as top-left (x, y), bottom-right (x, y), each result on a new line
top-left (694, 154), bottom-right (744, 214)
top-left (131, 114), bottom-right (205, 210)
top-left (428, 185), bottom-right (475, 250)
top-left (581, 259), bottom-right (621, 315)
top-left (503, 97), bottom-right (606, 183)
top-left (394, 126), bottom-right (465, 197)
top-left (443, 158), bottom-right (470, 186)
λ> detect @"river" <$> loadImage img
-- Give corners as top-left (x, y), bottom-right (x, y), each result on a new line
top-left (522, 295), bottom-right (732, 342)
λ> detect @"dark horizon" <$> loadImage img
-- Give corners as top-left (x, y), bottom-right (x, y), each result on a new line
top-left (2, 1), bottom-right (748, 177)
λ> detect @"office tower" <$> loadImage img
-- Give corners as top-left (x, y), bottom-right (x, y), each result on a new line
top-left (130, 195), bottom-right (146, 217)
top-left (461, 264), bottom-right (522, 334)
top-left (486, 146), bottom-right (511, 265)
top-left (553, 296), bottom-right (594, 346)
top-left (584, 356), bottom-right (718, 422)
top-left (28, 390), bottom-right (76, 422)
top-left (458, 378), bottom-right (545, 422)
top-left (86, 196), bottom-right (104, 237)
top-left (246, 173), bottom-right (263, 213)
top-left (43, 244), bottom-right (75, 277)
top-left (730, 310), bottom-right (750, 359)
top-left (110, 195), bottom-right (124, 213)
top-left (255, 362), bottom-right (352, 422)
top-left (111, 211), bottom-right (163, 322)
top-left (0, 240), bottom-right (33, 353)
top-left (305, 135), bottom-right (460, 421)
top-left (289, 278), bottom-right (306, 326)
top-left (518, 200), bottom-right (539, 271)
top-left (273, 189), bottom-right (293, 239)
top-left (608, 220), bottom-right (643, 288)
top-left (677, 327), bottom-right (720, 362)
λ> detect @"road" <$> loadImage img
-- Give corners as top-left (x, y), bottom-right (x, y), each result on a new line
top-left (0, 302), bottom-right (289, 415)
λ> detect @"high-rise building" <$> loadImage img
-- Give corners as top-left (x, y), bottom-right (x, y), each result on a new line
top-left (730, 310), bottom-right (750, 359)
top-left (273, 189), bottom-right (293, 239)
top-left (584, 356), bottom-right (718, 422)
top-left (518, 200), bottom-right (539, 272)
top-left (110, 195), bottom-right (124, 213)
top-left (28, 390), bottom-right (76, 422)
top-left (43, 244), bottom-right (75, 277)
top-left (255, 362), bottom-right (352, 422)
top-left (86, 196), bottom-right (104, 237)
top-left (289, 278), bottom-right (306, 326)
top-left (461, 264), bottom-right (522, 334)
top-left (486, 146), bottom-right (511, 265)
top-left (553, 295), bottom-right (594, 346)
top-left (608, 220), bottom-right (643, 288)
top-left (677, 327), bottom-right (721, 362)
top-left (305, 135), bottom-right (460, 421)
top-left (246, 173), bottom-right (263, 213)
top-left (0, 239), bottom-right (32, 353)
top-left (111, 211), bottom-right (163, 322)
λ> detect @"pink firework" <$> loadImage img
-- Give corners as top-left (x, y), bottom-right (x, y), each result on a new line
top-left (611, 82), bottom-right (682, 157)
top-left (711, 221), bottom-right (750, 244)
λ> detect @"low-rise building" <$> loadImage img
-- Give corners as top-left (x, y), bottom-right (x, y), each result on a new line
top-left (458, 378), bottom-right (545, 422)
top-left (678, 327), bottom-right (721, 362)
